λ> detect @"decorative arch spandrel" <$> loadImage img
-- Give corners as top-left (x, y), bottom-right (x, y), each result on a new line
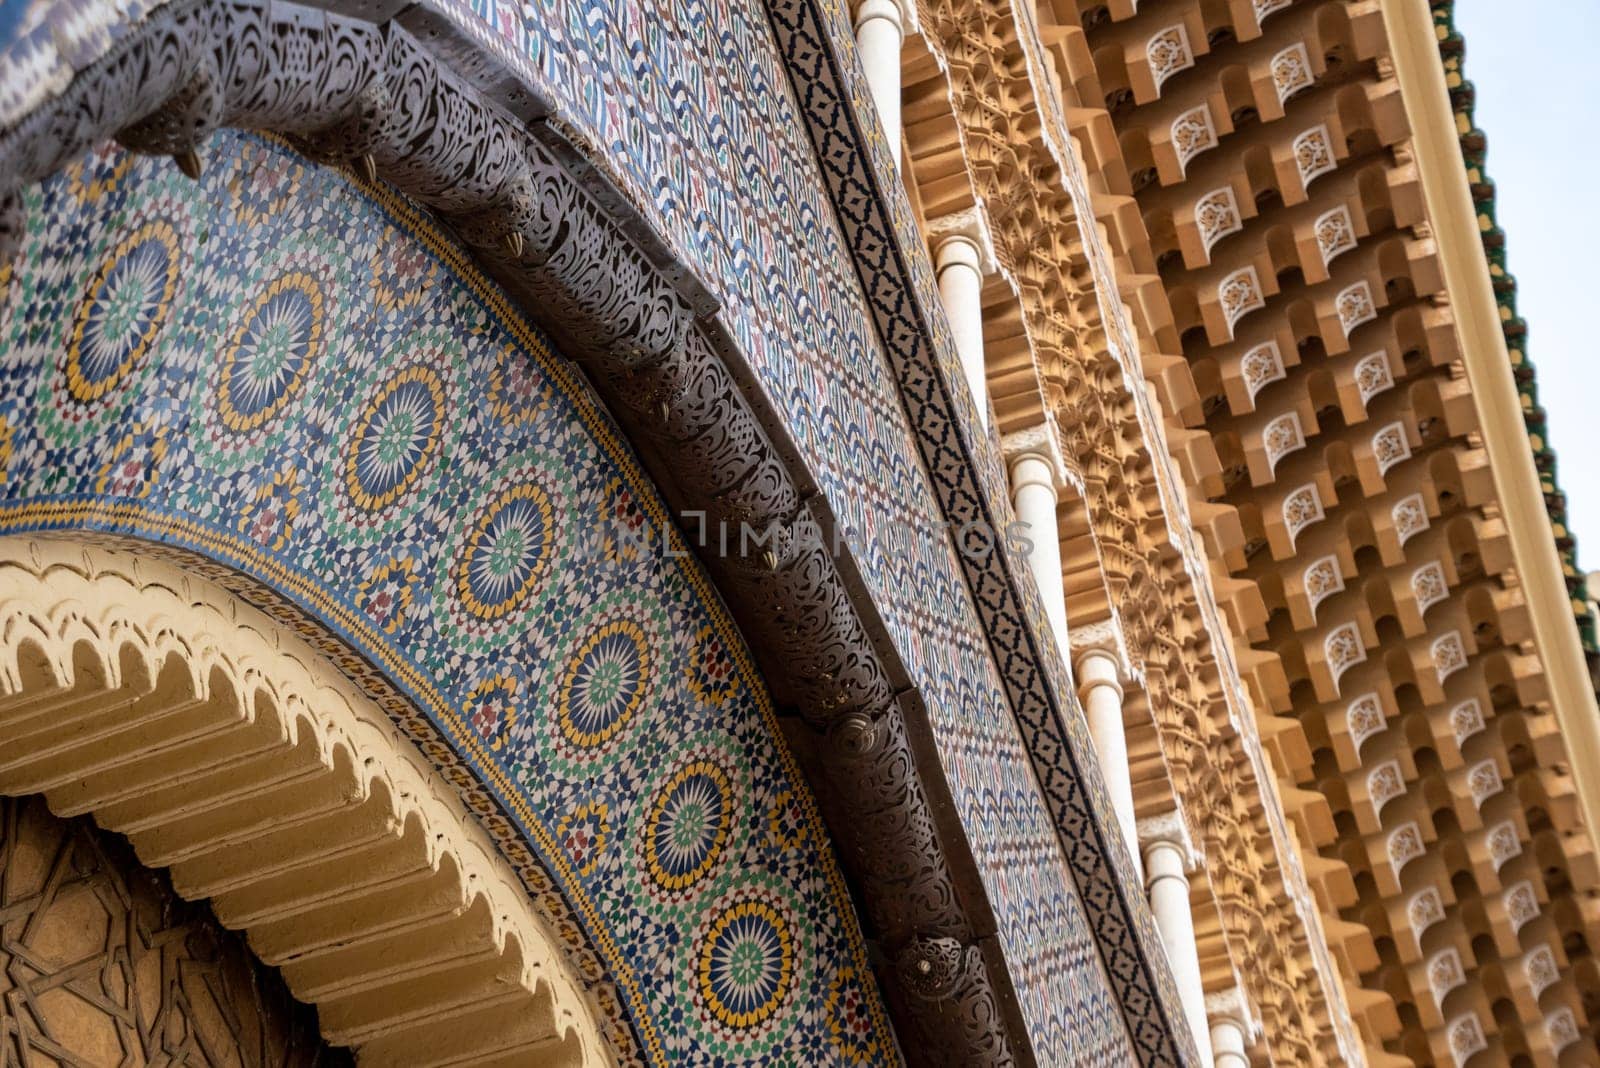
top-left (0, 133), bottom-right (894, 1067)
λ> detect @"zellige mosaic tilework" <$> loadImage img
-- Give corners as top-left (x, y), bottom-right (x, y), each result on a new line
top-left (0, 133), bottom-right (897, 1067)
top-left (415, 0), bottom-right (1146, 1056)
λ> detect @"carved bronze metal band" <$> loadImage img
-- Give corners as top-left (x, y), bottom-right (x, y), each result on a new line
top-left (0, 1), bottom-right (1024, 1062)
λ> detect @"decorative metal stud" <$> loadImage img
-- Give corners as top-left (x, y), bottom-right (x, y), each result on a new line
top-left (173, 149), bottom-right (202, 180)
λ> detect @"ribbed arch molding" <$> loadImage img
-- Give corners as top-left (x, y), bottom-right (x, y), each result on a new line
top-left (0, 537), bottom-right (609, 1067)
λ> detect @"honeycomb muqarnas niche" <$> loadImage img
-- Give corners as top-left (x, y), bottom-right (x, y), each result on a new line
top-left (0, 131), bottom-right (893, 1066)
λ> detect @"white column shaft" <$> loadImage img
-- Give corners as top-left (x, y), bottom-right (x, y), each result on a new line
top-left (935, 237), bottom-right (988, 430)
top-left (1078, 650), bottom-right (1140, 882)
top-left (1009, 454), bottom-right (1068, 647)
top-left (1210, 1016), bottom-right (1250, 1068)
top-left (853, 0), bottom-right (904, 165)
top-left (1144, 840), bottom-right (1214, 1066)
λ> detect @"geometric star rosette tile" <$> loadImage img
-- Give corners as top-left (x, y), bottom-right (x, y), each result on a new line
top-left (0, 134), bottom-right (891, 1067)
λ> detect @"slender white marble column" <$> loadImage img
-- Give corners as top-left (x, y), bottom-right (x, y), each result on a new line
top-left (1139, 811), bottom-right (1214, 1066)
top-left (1206, 987), bottom-right (1259, 1068)
top-left (853, 0), bottom-right (905, 165)
top-left (1002, 423), bottom-right (1069, 648)
top-left (1074, 632), bottom-right (1140, 882)
top-left (928, 208), bottom-right (996, 430)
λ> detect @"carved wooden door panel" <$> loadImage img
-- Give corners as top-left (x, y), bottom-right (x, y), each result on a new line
top-left (0, 795), bottom-right (347, 1067)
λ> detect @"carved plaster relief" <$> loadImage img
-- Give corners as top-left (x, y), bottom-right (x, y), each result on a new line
top-left (1368, 761), bottom-right (1406, 816)
top-left (1408, 888), bottom-right (1445, 937)
top-left (1173, 106), bottom-right (1219, 173)
top-left (1547, 1008), bottom-right (1581, 1052)
top-left (1347, 693), bottom-right (1386, 753)
top-left (1372, 422), bottom-right (1411, 475)
top-left (1426, 949), bottom-right (1465, 1008)
top-left (1466, 760), bottom-right (1504, 809)
top-left (1314, 205), bottom-right (1357, 265)
top-left (1147, 26), bottom-right (1195, 91)
top-left (1388, 823), bottom-right (1425, 877)
top-left (1293, 125), bottom-right (1337, 186)
top-left (1504, 881), bottom-right (1540, 933)
top-left (1304, 555), bottom-right (1344, 618)
top-left (1393, 494), bottom-right (1430, 546)
top-left (1263, 412), bottom-right (1306, 474)
top-left (1283, 484), bottom-right (1325, 548)
top-left (1325, 623), bottom-right (1366, 690)
top-left (1487, 821), bottom-right (1523, 871)
top-left (1336, 282), bottom-right (1377, 336)
top-left (1220, 267), bottom-right (1266, 333)
top-left (1447, 1013), bottom-right (1487, 1067)
top-left (1271, 44), bottom-right (1314, 104)
top-left (1354, 351), bottom-right (1394, 404)
top-left (1433, 632), bottom-right (1468, 684)
top-left (1412, 562), bottom-right (1448, 615)
top-left (1196, 187), bottom-right (1242, 252)
top-left (1450, 699), bottom-right (1486, 746)
top-left (1524, 945), bottom-right (1560, 1000)
top-left (1241, 341), bottom-right (1287, 401)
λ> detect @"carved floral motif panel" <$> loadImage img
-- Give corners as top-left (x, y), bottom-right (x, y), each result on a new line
top-left (1195, 187), bottom-right (1242, 253)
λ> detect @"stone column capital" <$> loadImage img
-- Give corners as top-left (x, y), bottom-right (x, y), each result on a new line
top-left (928, 205), bottom-right (997, 276)
top-left (1205, 986), bottom-right (1262, 1041)
top-left (1071, 619), bottom-right (1132, 684)
top-left (1075, 647), bottom-right (1122, 700)
top-left (1138, 809), bottom-right (1201, 872)
top-left (1002, 417), bottom-right (1068, 491)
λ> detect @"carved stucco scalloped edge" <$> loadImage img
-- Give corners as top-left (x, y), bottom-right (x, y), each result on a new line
top-left (0, 1), bottom-right (1023, 1062)
top-left (0, 536), bottom-right (609, 1065)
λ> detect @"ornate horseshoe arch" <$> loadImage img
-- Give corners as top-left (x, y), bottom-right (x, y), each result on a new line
top-left (0, 0), bottom-right (1209, 1056)
top-left (0, 1), bottom-right (1039, 1060)
top-left (0, 536), bottom-right (610, 1064)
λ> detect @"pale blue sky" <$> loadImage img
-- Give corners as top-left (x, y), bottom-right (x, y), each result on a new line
top-left (1453, 1), bottom-right (1600, 570)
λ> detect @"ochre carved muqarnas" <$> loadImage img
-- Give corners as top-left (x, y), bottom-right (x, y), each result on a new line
top-left (0, 537), bottom-right (608, 1065)
top-left (907, 0), bottom-right (1353, 1061)
top-left (881, 0), bottom-right (1600, 1062)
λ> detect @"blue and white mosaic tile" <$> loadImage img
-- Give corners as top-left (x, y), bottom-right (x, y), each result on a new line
top-left (420, 0), bottom-right (1138, 1057)
top-left (0, 134), bottom-right (899, 1067)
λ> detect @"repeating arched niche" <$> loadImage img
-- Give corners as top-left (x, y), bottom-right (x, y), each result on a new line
top-left (0, 538), bottom-right (610, 1066)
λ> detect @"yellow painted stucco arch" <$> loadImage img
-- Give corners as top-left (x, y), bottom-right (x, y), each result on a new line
top-left (0, 536), bottom-right (612, 1066)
